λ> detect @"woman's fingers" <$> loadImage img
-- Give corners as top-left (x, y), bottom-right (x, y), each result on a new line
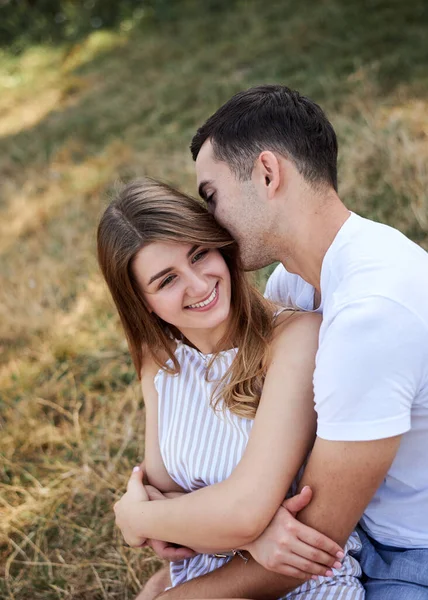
top-left (285, 551), bottom-right (337, 577)
top-left (149, 538), bottom-right (196, 561)
top-left (145, 484), bottom-right (167, 501)
top-left (292, 539), bottom-right (343, 570)
top-left (268, 562), bottom-right (313, 580)
top-left (292, 520), bottom-right (344, 560)
top-left (281, 486), bottom-right (313, 514)
top-left (167, 546), bottom-right (197, 560)
top-left (266, 548), bottom-right (333, 577)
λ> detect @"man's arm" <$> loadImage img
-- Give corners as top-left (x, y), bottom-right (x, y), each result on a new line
top-left (298, 436), bottom-right (401, 544)
top-left (158, 553), bottom-right (302, 600)
top-left (157, 435), bottom-right (401, 600)
top-left (243, 297), bottom-right (415, 576)
top-left (245, 435), bottom-right (401, 575)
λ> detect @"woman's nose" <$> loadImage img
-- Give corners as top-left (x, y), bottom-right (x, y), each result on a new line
top-left (185, 272), bottom-right (209, 298)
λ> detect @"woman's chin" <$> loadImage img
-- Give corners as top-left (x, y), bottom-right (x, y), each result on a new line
top-left (177, 305), bottom-right (231, 337)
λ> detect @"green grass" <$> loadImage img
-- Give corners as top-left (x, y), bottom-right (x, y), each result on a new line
top-left (1, 1), bottom-right (428, 597)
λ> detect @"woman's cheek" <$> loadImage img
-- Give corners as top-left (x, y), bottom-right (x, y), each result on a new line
top-left (158, 292), bottom-right (182, 323)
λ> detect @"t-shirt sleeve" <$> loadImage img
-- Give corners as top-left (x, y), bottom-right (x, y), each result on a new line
top-left (264, 263), bottom-right (308, 307)
top-left (264, 264), bottom-right (289, 303)
top-left (314, 296), bottom-right (428, 441)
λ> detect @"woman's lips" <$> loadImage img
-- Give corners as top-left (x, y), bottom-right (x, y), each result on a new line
top-left (185, 283), bottom-right (219, 312)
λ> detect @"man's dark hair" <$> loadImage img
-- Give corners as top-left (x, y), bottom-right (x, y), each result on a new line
top-left (191, 85), bottom-right (338, 191)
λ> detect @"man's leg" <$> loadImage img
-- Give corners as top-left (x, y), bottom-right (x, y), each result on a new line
top-left (136, 566), bottom-right (171, 600)
top-left (365, 579), bottom-right (428, 600)
top-left (357, 526), bottom-right (428, 600)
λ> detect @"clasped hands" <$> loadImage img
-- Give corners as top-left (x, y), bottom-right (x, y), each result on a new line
top-left (114, 465), bottom-right (344, 580)
top-left (113, 465), bottom-right (197, 561)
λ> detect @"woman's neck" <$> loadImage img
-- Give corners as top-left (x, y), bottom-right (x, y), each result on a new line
top-left (179, 316), bottom-right (234, 355)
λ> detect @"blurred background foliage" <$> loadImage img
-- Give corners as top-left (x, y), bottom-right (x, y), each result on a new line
top-left (1, 1), bottom-right (428, 598)
top-left (1, 0), bottom-right (148, 50)
top-left (2, 0), bottom-right (234, 51)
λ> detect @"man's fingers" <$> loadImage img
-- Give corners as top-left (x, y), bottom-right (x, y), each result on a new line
top-left (282, 486), bottom-right (312, 515)
top-left (295, 521), bottom-right (344, 559)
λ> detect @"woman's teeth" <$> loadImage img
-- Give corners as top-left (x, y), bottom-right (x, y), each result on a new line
top-left (187, 285), bottom-right (217, 309)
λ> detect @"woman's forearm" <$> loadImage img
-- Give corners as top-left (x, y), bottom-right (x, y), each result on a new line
top-left (136, 480), bottom-right (267, 552)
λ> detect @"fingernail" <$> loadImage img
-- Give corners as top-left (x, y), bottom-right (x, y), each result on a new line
top-left (325, 570), bottom-right (333, 577)
top-left (336, 551), bottom-right (345, 560)
top-left (311, 575), bottom-right (318, 580)
top-left (302, 485), bottom-right (310, 492)
top-left (333, 561), bottom-right (342, 570)
top-left (133, 466), bottom-right (140, 473)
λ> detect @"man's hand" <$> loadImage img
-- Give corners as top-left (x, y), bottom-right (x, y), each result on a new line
top-left (114, 465), bottom-right (150, 547)
top-left (244, 487), bottom-right (344, 579)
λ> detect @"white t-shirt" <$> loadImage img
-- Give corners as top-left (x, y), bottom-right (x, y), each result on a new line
top-left (265, 212), bottom-right (428, 548)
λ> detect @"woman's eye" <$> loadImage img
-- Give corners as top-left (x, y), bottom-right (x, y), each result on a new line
top-left (192, 249), bottom-right (209, 263)
top-left (159, 275), bottom-right (175, 289)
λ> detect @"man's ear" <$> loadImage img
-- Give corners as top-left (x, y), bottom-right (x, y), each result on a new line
top-left (254, 151), bottom-right (281, 199)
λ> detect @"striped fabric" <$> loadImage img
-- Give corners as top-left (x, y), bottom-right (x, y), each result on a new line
top-left (155, 341), bottom-right (364, 598)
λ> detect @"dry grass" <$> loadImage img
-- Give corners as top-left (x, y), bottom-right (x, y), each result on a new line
top-left (1, 1), bottom-right (428, 598)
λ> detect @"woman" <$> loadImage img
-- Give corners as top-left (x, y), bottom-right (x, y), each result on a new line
top-left (97, 178), bottom-right (363, 598)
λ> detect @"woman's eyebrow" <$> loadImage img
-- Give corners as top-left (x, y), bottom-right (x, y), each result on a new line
top-left (147, 245), bottom-right (199, 286)
top-left (148, 267), bottom-right (172, 286)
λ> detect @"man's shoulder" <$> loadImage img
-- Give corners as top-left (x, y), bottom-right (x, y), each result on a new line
top-left (340, 214), bottom-right (428, 273)
top-left (328, 218), bottom-right (428, 322)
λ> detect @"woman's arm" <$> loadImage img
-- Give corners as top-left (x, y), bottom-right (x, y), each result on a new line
top-left (141, 357), bottom-right (185, 494)
top-left (131, 313), bottom-right (321, 550)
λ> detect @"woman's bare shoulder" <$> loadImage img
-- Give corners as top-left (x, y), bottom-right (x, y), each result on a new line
top-left (140, 343), bottom-right (174, 382)
top-left (272, 309), bottom-right (322, 345)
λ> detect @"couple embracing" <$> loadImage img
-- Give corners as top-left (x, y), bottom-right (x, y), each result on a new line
top-left (98, 85), bottom-right (428, 599)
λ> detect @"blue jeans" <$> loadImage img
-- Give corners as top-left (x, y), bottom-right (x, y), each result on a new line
top-left (356, 526), bottom-right (428, 599)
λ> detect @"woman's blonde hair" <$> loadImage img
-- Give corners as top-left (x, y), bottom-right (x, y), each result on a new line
top-left (97, 178), bottom-right (276, 418)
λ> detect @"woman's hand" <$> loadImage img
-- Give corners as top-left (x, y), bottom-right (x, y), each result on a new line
top-left (114, 465), bottom-right (150, 547)
top-left (145, 485), bottom-right (188, 502)
top-left (243, 487), bottom-right (345, 580)
top-left (144, 485), bottom-right (198, 561)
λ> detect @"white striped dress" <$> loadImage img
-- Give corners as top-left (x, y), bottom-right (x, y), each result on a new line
top-left (155, 340), bottom-right (364, 599)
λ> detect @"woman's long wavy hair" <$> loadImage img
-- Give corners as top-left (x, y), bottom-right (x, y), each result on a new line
top-left (97, 178), bottom-right (276, 419)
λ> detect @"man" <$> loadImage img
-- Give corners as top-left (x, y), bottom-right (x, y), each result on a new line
top-left (124, 85), bottom-right (428, 599)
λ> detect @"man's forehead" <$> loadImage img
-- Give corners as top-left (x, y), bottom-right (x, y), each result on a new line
top-left (195, 140), bottom-right (216, 180)
top-left (196, 139), bottom-right (214, 163)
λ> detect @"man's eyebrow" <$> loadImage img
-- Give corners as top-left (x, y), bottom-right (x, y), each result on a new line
top-left (198, 180), bottom-right (212, 200)
top-left (147, 245), bottom-right (199, 286)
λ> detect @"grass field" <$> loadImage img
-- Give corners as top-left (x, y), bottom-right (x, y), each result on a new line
top-left (1, 1), bottom-right (428, 598)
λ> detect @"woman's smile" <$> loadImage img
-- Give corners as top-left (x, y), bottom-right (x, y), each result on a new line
top-left (185, 282), bottom-right (219, 311)
top-left (131, 242), bottom-right (232, 351)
